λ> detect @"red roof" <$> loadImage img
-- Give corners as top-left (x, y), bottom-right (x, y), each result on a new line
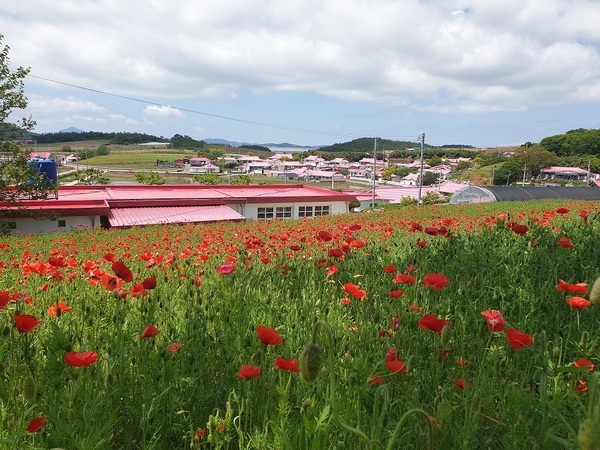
top-left (107, 205), bottom-right (244, 227)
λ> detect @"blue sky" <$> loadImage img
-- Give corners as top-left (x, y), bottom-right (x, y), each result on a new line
top-left (2, 0), bottom-right (600, 148)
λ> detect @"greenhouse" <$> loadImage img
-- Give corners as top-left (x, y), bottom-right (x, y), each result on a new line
top-left (449, 185), bottom-right (600, 204)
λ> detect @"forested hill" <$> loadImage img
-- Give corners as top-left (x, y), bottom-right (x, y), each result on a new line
top-left (539, 128), bottom-right (600, 156)
top-left (31, 131), bottom-right (169, 145)
top-left (317, 137), bottom-right (420, 153)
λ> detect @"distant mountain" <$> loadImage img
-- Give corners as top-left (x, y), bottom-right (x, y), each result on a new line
top-left (202, 138), bottom-right (320, 149)
top-left (59, 127), bottom-right (85, 133)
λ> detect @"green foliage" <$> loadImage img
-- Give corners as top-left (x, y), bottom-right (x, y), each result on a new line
top-left (0, 33), bottom-right (55, 205)
top-left (78, 168), bottom-right (110, 185)
top-left (381, 166), bottom-right (411, 181)
top-left (135, 172), bottom-right (166, 185)
top-left (230, 174), bottom-right (251, 185)
top-left (34, 131), bottom-right (167, 145)
top-left (540, 128), bottom-right (600, 157)
top-left (317, 137), bottom-right (418, 153)
top-left (238, 144), bottom-right (271, 152)
top-left (170, 134), bottom-right (204, 149)
top-left (76, 145), bottom-right (109, 160)
top-left (192, 172), bottom-right (219, 185)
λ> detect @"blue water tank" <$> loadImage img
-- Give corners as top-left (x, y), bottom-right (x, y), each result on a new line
top-left (28, 158), bottom-right (58, 187)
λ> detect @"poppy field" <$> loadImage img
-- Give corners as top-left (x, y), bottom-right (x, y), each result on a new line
top-left (1, 199), bottom-right (600, 449)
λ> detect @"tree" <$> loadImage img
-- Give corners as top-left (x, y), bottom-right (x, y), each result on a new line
top-left (0, 34), bottom-right (54, 204)
top-left (193, 172), bottom-right (219, 185)
top-left (78, 168), bottom-right (109, 185)
top-left (509, 146), bottom-right (558, 177)
top-left (135, 172), bottom-right (166, 185)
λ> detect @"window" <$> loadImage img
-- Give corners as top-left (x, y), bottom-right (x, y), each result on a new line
top-left (275, 206), bottom-right (292, 219)
top-left (314, 206), bottom-right (330, 216)
top-left (58, 220), bottom-right (66, 228)
top-left (257, 207), bottom-right (274, 220)
top-left (298, 206), bottom-right (313, 218)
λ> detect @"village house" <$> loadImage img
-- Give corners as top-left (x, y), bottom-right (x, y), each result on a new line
top-left (0, 184), bottom-right (358, 235)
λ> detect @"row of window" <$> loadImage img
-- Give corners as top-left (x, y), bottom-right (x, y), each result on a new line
top-left (257, 205), bottom-right (330, 220)
top-left (3, 220), bottom-right (66, 231)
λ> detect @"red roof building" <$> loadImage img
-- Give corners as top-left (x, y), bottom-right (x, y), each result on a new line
top-left (1, 184), bottom-right (357, 235)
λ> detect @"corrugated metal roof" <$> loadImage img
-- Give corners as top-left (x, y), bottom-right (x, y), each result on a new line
top-left (107, 205), bottom-right (245, 227)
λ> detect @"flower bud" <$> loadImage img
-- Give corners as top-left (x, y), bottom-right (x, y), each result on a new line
top-left (300, 342), bottom-right (323, 382)
top-left (578, 418), bottom-right (600, 450)
top-left (440, 325), bottom-right (452, 347)
top-left (590, 276), bottom-right (600, 305)
top-left (23, 376), bottom-right (36, 401)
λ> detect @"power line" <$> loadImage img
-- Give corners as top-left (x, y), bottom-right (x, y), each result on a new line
top-left (27, 74), bottom-right (420, 142)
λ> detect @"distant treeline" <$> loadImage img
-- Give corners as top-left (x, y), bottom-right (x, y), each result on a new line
top-left (539, 128), bottom-right (600, 156)
top-left (32, 131), bottom-right (169, 145)
top-left (306, 138), bottom-right (479, 161)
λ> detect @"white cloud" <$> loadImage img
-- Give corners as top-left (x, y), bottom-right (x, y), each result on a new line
top-left (1, 0), bottom-right (599, 144)
top-left (143, 105), bottom-right (185, 118)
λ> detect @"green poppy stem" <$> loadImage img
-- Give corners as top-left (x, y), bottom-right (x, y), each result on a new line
top-left (312, 320), bottom-right (372, 449)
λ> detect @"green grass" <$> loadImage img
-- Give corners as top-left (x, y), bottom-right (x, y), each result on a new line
top-left (1, 199), bottom-right (599, 449)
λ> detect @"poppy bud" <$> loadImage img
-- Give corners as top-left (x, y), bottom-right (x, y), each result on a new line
top-left (578, 418), bottom-right (600, 450)
top-left (2, 326), bottom-right (10, 337)
top-left (23, 376), bottom-right (37, 401)
top-left (440, 325), bottom-right (452, 347)
top-left (300, 342), bottom-right (323, 382)
top-left (590, 276), bottom-right (600, 305)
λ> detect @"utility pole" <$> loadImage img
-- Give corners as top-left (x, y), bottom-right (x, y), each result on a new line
top-left (372, 138), bottom-right (377, 208)
top-left (417, 133), bottom-right (425, 206)
top-left (522, 165), bottom-right (526, 186)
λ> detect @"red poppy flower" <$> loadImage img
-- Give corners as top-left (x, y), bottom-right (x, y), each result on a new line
top-left (342, 283), bottom-right (366, 299)
top-left (112, 260), bottom-right (133, 282)
top-left (392, 273), bottom-right (416, 284)
top-left (64, 351), bottom-right (98, 367)
top-left (26, 417), bottom-right (47, 433)
top-left (0, 290), bottom-right (9, 309)
top-left (326, 264), bottom-right (339, 276)
top-left (140, 324), bottom-right (158, 339)
top-left (505, 328), bottom-right (534, 351)
top-left (418, 313), bottom-right (451, 333)
top-left (195, 427), bottom-right (207, 439)
top-left (256, 325), bottom-right (283, 346)
top-left (141, 276), bottom-right (157, 289)
top-left (383, 265), bottom-right (397, 274)
top-left (340, 297), bottom-right (351, 306)
top-left (556, 237), bottom-right (574, 249)
top-left (14, 314), bottom-right (42, 333)
top-left (416, 240), bottom-right (428, 248)
top-left (100, 274), bottom-right (122, 292)
top-left (317, 230), bottom-right (333, 242)
top-left (48, 301), bottom-right (72, 317)
top-left (480, 309), bottom-right (505, 332)
top-left (556, 279), bottom-right (589, 294)
top-left (388, 290), bottom-right (404, 298)
top-left (511, 222), bottom-right (528, 236)
top-left (408, 304), bottom-right (423, 312)
top-left (167, 342), bottom-right (183, 353)
top-left (422, 273), bottom-right (450, 290)
top-left (368, 374), bottom-right (384, 385)
top-left (566, 297), bottom-right (591, 309)
top-left (215, 262), bottom-right (236, 275)
top-left (327, 248), bottom-right (345, 259)
top-left (577, 380), bottom-right (588, 393)
top-left (238, 365), bottom-right (261, 379)
top-left (574, 358), bottom-right (595, 372)
top-left (385, 347), bottom-right (407, 374)
top-left (349, 239), bottom-right (366, 249)
top-left (274, 357), bottom-right (300, 373)
top-left (556, 207), bottom-right (569, 215)
top-left (455, 378), bottom-right (469, 391)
